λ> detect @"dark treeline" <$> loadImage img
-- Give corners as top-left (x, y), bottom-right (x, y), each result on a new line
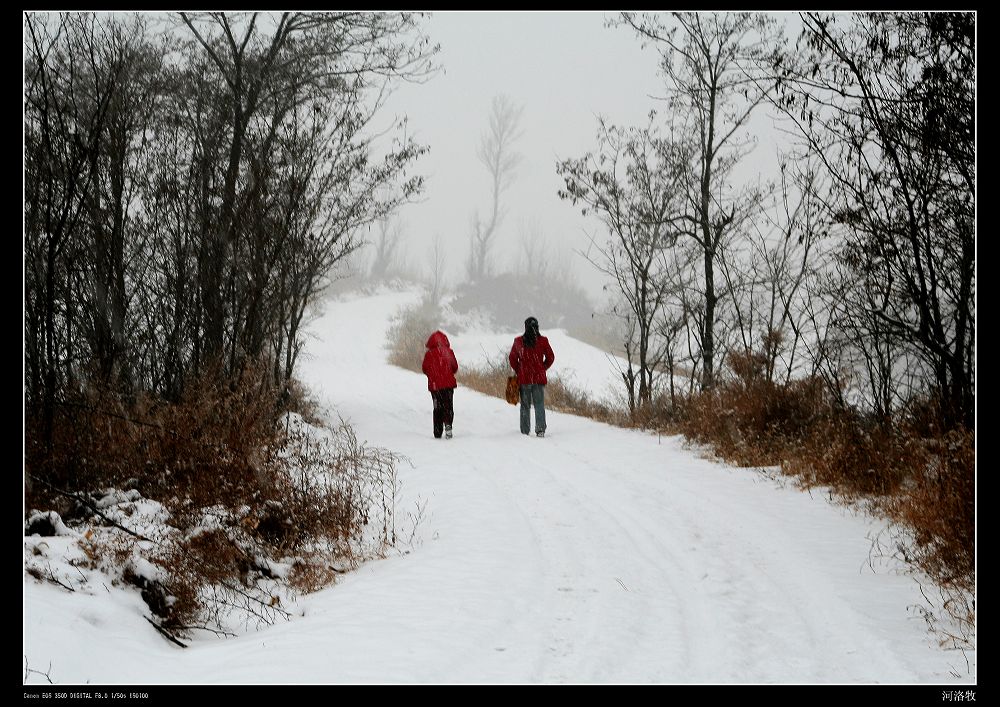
top-left (23, 13), bottom-right (434, 631)
top-left (25, 12), bottom-right (437, 463)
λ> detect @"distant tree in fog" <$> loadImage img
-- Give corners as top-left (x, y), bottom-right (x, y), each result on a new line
top-left (370, 214), bottom-right (405, 281)
top-left (516, 220), bottom-right (551, 282)
top-left (426, 233), bottom-right (447, 305)
top-left (466, 94), bottom-right (523, 281)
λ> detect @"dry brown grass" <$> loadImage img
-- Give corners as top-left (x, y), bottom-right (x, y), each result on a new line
top-left (679, 377), bottom-right (831, 467)
top-left (386, 301), bottom-right (441, 373)
top-left (26, 362), bottom-right (284, 508)
top-left (877, 427), bottom-right (975, 592)
top-left (678, 374), bottom-right (974, 608)
top-left (25, 361), bottom-right (405, 637)
top-left (288, 556), bottom-right (342, 594)
top-left (782, 415), bottom-right (916, 497)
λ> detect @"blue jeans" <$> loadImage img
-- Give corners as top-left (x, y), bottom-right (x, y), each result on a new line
top-left (519, 384), bottom-right (546, 435)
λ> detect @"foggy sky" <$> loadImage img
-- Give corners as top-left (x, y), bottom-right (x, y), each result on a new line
top-left (378, 11), bottom-right (666, 298)
top-left (377, 11), bottom-right (789, 301)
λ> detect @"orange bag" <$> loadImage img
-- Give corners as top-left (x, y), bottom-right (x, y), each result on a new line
top-left (505, 376), bottom-right (519, 405)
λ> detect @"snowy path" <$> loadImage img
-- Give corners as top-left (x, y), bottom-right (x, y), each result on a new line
top-left (292, 290), bottom-right (966, 683)
top-left (23, 289), bottom-right (973, 684)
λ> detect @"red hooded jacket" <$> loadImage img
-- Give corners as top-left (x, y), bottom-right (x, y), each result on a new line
top-left (509, 335), bottom-right (555, 385)
top-left (422, 331), bottom-right (458, 391)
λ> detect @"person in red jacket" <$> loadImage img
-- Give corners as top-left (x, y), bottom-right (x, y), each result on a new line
top-left (508, 316), bottom-right (555, 437)
top-left (422, 330), bottom-right (459, 439)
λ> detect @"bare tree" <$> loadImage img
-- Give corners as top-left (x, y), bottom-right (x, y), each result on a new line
top-left (25, 11), bottom-right (439, 475)
top-left (770, 11), bottom-right (974, 428)
top-left (467, 94), bottom-right (523, 281)
top-left (558, 116), bottom-right (689, 411)
top-left (658, 240), bottom-right (700, 410)
top-left (764, 163), bottom-right (832, 386)
top-left (25, 13), bottom-right (149, 446)
top-left (370, 214), bottom-right (404, 281)
top-left (425, 233), bottom-right (447, 306)
top-left (178, 11), bottom-right (436, 364)
top-left (620, 11), bottom-right (783, 391)
top-left (515, 219), bottom-right (552, 281)
top-left (718, 157), bottom-right (827, 385)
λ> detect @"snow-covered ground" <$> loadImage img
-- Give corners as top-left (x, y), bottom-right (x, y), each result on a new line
top-left (23, 288), bottom-right (976, 684)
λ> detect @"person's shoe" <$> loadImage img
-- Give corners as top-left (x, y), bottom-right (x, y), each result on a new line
top-left (536, 430), bottom-right (545, 438)
top-left (445, 425), bottom-right (453, 439)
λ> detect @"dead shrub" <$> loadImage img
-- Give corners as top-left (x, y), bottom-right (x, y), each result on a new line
top-left (679, 377), bottom-right (831, 466)
top-left (386, 301), bottom-right (443, 373)
top-left (182, 528), bottom-right (248, 586)
top-left (288, 557), bottom-right (340, 594)
top-left (25, 359), bottom-right (407, 639)
top-left (277, 376), bottom-right (325, 426)
top-left (25, 361), bottom-right (284, 514)
top-left (877, 427), bottom-right (975, 592)
top-left (783, 414), bottom-right (916, 497)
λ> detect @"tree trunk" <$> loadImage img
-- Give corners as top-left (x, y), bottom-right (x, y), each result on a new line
top-left (699, 80), bottom-right (719, 392)
top-left (702, 250), bottom-right (716, 391)
top-left (43, 238), bottom-right (58, 454)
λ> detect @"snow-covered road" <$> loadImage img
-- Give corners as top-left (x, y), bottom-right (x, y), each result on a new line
top-left (23, 289), bottom-right (974, 684)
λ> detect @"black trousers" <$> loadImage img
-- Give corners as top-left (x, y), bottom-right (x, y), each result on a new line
top-left (431, 387), bottom-right (455, 438)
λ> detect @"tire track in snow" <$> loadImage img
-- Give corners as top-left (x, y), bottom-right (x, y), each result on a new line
top-left (524, 431), bottom-right (922, 682)
top-left (293, 290), bottom-right (958, 684)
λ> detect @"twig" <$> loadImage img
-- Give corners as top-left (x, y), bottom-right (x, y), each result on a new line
top-left (917, 580), bottom-right (934, 608)
top-left (45, 564), bottom-right (74, 593)
top-left (216, 590), bottom-right (273, 627)
top-left (26, 473), bottom-right (153, 542)
top-left (53, 399), bottom-right (165, 430)
top-left (23, 657), bottom-right (55, 685)
top-left (174, 623), bottom-right (237, 639)
top-left (615, 577), bottom-right (629, 592)
top-left (220, 580), bottom-right (292, 622)
top-left (144, 617), bottom-right (188, 648)
top-left (404, 497), bottom-right (428, 548)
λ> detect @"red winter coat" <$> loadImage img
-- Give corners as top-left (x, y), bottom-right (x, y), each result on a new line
top-left (509, 335), bottom-right (555, 385)
top-left (422, 331), bottom-right (458, 391)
